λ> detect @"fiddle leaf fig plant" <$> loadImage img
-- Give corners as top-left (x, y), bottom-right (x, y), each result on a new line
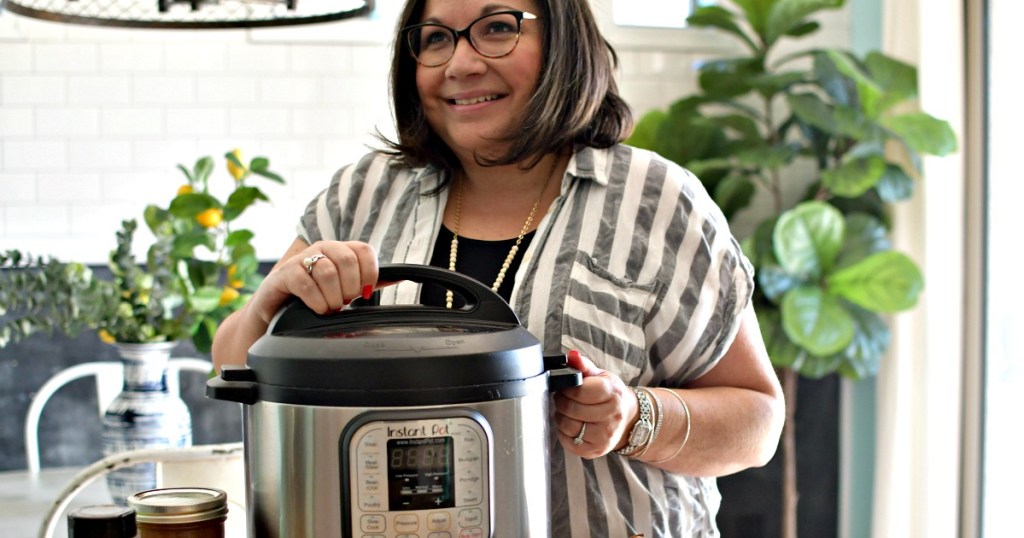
top-left (625, 1), bottom-right (956, 536)
top-left (628, 0), bottom-right (954, 380)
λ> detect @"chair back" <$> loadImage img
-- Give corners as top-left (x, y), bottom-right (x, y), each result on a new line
top-left (38, 443), bottom-right (245, 538)
top-left (24, 357), bottom-right (214, 474)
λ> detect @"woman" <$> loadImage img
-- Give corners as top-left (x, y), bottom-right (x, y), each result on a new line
top-left (212, 0), bottom-right (784, 536)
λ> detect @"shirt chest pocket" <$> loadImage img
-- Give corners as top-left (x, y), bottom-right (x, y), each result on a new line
top-left (559, 251), bottom-right (661, 382)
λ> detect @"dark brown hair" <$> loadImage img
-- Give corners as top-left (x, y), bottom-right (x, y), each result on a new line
top-left (381, 0), bottom-right (633, 172)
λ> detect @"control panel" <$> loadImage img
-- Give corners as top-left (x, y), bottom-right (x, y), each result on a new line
top-left (343, 412), bottom-right (491, 538)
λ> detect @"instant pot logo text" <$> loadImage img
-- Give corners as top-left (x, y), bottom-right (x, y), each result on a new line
top-left (388, 423), bottom-right (451, 437)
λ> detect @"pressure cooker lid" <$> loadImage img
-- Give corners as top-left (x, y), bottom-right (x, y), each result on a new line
top-left (215, 265), bottom-right (553, 405)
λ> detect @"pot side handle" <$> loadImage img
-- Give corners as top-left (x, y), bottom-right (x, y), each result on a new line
top-left (206, 365), bottom-right (258, 405)
top-left (544, 354), bottom-right (583, 391)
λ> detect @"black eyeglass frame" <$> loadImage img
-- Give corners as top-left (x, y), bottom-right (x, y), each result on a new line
top-left (401, 10), bottom-right (539, 67)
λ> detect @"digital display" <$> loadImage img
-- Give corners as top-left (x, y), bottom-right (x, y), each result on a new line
top-left (386, 436), bottom-right (454, 511)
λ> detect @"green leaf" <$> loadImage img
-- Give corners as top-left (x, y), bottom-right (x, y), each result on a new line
top-left (765, 0), bottom-right (845, 47)
top-left (143, 205), bottom-right (171, 235)
top-left (835, 305), bottom-right (890, 379)
top-left (714, 174), bottom-right (757, 221)
top-left (796, 354), bottom-right (844, 378)
top-left (687, 6), bottom-right (759, 52)
top-left (865, 51), bottom-right (918, 109)
top-left (829, 251), bottom-right (924, 312)
top-left (757, 307), bottom-right (807, 369)
top-left (656, 100), bottom-right (729, 166)
top-left (172, 231), bottom-right (217, 257)
top-left (189, 286), bottom-right (222, 313)
top-left (224, 151), bottom-right (244, 169)
top-left (833, 105), bottom-right (885, 140)
top-left (191, 316), bottom-right (218, 354)
top-left (757, 263), bottom-right (804, 303)
top-left (875, 163), bottom-right (915, 202)
top-left (249, 157), bottom-right (269, 172)
top-left (821, 155), bottom-right (887, 198)
top-left (788, 92), bottom-right (834, 132)
top-left (625, 109), bottom-right (667, 151)
top-left (176, 164), bottom-right (194, 183)
top-left (735, 143), bottom-right (800, 169)
top-left (785, 20), bottom-right (820, 37)
top-left (781, 285), bottom-right (856, 356)
top-left (773, 201), bottom-right (845, 278)
top-left (251, 168), bottom-right (285, 184)
top-left (813, 50), bottom-right (856, 107)
top-left (710, 113), bottom-right (764, 142)
top-left (732, 0), bottom-right (772, 39)
top-left (223, 187), bottom-right (268, 221)
top-left (225, 229), bottom-right (255, 248)
top-left (835, 213), bottom-right (891, 270)
top-left (168, 193), bottom-right (219, 219)
top-left (193, 156), bottom-right (214, 185)
top-left (698, 57), bottom-right (764, 98)
top-left (750, 71), bottom-right (807, 97)
top-left (824, 50), bottom-right (884, 118)
top-left (881, 112), bottom-right (958, 156)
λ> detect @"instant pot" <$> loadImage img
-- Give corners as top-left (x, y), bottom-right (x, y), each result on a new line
top-left (207, 264), bottom-right (581, 538)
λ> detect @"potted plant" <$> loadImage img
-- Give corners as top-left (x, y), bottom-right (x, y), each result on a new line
top-left (0, 149), bottom-right (283, 502)
top-left (625, 1), bottom-right (956, 536)
top-left (0, 149), bottom-right (283, 353)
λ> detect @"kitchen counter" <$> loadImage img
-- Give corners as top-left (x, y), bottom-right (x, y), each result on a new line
top-left (0, 466), bottom-right (247, 538)
top-left (0, 467), bottom-right (111, 538)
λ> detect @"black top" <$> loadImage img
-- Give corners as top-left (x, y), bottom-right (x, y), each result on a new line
top-left (420, 225), bottom-right (537, 308)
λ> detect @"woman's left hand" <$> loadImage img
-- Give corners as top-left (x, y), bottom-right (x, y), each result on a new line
top-left (554, 350), bottom-right (639, 458)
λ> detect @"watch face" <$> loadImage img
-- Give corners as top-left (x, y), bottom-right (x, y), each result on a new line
top-left (629, 422), bottom-right (653, 446)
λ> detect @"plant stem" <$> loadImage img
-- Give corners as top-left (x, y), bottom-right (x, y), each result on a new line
top-left (780, 366), bottom-right (799, 538)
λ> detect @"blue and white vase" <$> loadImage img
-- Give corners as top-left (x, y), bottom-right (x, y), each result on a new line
top-left (101, 342), bottom-right (192, 505)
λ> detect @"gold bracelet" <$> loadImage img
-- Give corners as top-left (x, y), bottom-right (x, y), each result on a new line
top-left (650, 388), bottom-right (691, 464)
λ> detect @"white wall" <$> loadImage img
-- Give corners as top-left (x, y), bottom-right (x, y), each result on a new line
top-left (0, 3), bottom-right (850, 265)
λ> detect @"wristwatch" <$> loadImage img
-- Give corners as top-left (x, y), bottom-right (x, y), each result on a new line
top-left (615, 387), bottom-right (653, 456)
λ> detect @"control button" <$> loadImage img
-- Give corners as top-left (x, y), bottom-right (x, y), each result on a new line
top-left (359, 494), bottom-right (384, 512)
top-left (458, 485), bottom-right (481, 505)
top-left (361, 535), bottom-right (385, 538)
top-left (359, 432), bottom-right (382, 451)
top-left (428, 533), bottom-right (453, 538)
top-left (458, 508), bottom-right (482, 528)
top-left (427, 512), bottom-right (451, 531)
top-left (394, 514), bottom-right (419, 533)
top-left (458, 528), bottom-right (484, 538)
top-left (361, 514), bottom-right (386, 533)
top-left (362, 473), bottom-right (383, 492)
top-left (395, 534), bottom-right (419, 538)
top-left (362, 452), bottom-right (381, 472)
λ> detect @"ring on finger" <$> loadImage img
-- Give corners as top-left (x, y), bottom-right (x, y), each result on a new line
top-left (303, 254), bottom-right (327, 275)
top-left (573, 421), bottom-right (587, 446)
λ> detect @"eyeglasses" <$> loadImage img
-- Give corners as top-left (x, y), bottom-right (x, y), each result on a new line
top-left (402, 10), bottom-right (539, 67)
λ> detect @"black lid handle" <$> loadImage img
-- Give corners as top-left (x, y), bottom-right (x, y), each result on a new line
top-left (269, 263), bottom-right (521, 335)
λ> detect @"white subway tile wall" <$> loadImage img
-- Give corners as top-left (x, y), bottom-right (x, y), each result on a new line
top-left (0, 8), bottom-right (850, 264)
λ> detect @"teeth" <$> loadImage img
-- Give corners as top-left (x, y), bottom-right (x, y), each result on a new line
top-left (452, 95), bottom-right (500, 105)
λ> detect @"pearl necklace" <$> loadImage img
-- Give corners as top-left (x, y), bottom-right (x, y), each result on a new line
top-left (446, 161), bottom-right (559, 309)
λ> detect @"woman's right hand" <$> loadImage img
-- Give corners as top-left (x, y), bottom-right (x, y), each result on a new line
top-left (249, 239), bottom-right (380, 325)
top-left (212, 238), bottom-right (378, 369)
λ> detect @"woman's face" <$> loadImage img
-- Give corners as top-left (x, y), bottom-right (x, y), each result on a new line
top-left (413, 0), bottom-right (544, 161)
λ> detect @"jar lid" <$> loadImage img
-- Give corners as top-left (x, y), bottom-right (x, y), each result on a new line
top-left (68, 505), bottom-right (136, 537)
top-left (127, 487), bottom-right (228, 525)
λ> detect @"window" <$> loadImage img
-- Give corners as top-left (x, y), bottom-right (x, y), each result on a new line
top-left (979, 0), bottom-right (1024, 535)
top-left (610, 0), bottom-right (694, 29)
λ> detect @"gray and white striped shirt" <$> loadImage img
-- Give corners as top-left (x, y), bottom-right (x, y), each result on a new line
top-left (299, 143), bottom-right (754, 537)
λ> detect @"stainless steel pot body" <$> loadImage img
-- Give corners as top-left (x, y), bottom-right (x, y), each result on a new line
top-left (242, 383), bottom-right (553, 537)
top-left (207, 265), bottom-right (580, 538)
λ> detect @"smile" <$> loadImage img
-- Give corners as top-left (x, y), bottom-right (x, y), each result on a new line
top-left (449, 94), bottom-right (505, 106)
